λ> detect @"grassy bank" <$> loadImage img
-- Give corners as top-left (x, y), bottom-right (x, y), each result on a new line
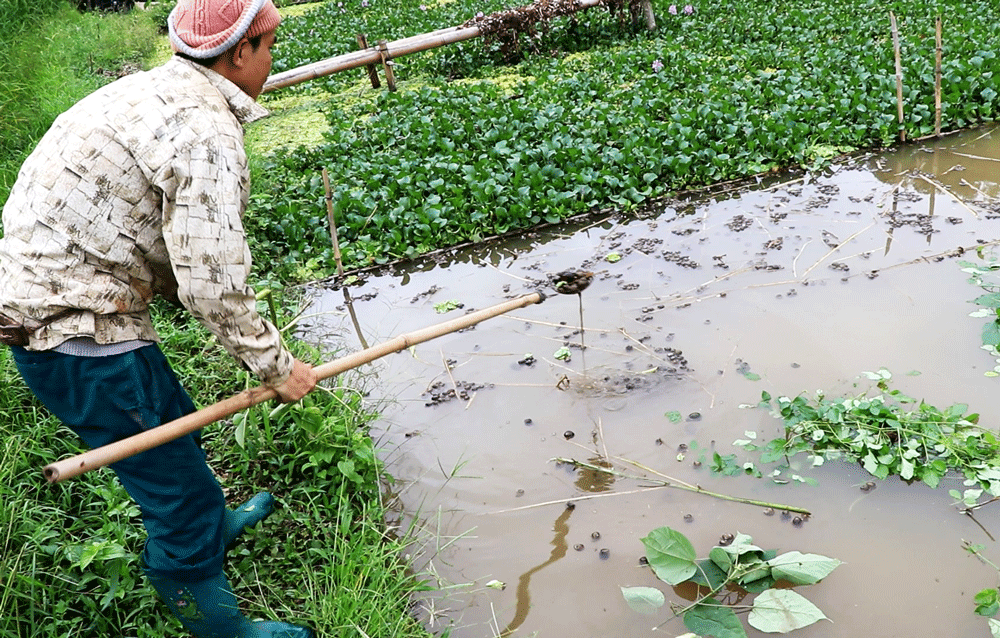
top-left (0, 3), bottom-right (432, 637)
top-left (247, 0), bottom-right (1000, 281)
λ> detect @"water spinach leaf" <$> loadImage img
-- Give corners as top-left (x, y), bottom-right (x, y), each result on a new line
top-left (748, 589), bottom-right (828, 633)
top-left (641, 526), bottom-right (697, 585)
top-left (620, 586), bottom-right (665, 615)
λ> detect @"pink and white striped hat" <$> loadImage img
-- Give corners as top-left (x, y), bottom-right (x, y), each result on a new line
top-left (169, 0), bottom-right (281, 59)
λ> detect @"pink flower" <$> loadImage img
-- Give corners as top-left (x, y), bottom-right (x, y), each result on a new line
top-left (651, 59), bottom-right (664, 73)
top-left (668, 4), bottom-right (677, 14)
top-left (361, 0), bottom-right (369, 6)
top-left (683, 4), bottom-right (694, 14)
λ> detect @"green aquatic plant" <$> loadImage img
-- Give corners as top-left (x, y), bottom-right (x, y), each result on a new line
top-left (622, 527), bottom-right (839, 637)
top-left (960, 251), bottom-right (1000, 376)
top-left (963, 541), bottom-right (1000, 637)
top-left (735, 369), bottom-right (1000, 503)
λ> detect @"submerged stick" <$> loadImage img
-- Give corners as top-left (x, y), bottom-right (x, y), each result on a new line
top-left (43, 292), bottom-right (547, 483)
top-left (553, 457), bottom-right (812, 515)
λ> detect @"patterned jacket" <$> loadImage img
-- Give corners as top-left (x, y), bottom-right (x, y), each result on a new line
top-left (0, 56), bottom-right (294, 386)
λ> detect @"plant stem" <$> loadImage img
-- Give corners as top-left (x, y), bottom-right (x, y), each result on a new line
top-left (552, 457), bottom-right (812, 515)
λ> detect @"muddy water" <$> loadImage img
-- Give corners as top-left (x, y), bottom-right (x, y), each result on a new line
top-left (303, 125), bottom-right (1000, 637)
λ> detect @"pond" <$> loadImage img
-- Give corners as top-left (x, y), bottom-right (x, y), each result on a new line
top-left (303, 124), bottom-right (1000, 637)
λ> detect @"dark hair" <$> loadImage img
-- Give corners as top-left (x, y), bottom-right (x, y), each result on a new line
top-left (175, 33), bottom-right (265, 67)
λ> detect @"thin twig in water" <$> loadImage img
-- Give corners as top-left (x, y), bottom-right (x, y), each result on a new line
top-left (949, 149), bottom-right (1000, 163)
top-left (553, 457), bottom-right (812, 515)
top-left (791, 238), bottom-right (813, 278)
top-left (597, 416), bottom-right (610, 463)
top-left (486, 486), bottom-right (669, 514)
top-left (914, 173), bottom-right (980, 218)
top-left (800, 222), bottom-right (876, 279)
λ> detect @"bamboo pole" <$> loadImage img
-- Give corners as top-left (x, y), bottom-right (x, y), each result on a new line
top-left (890, 11), bottom-right (906, 142)
top-left (321, 168), bottom-right (345, 279)
top-left (935, 16), bottom-right (942, 137)
top-left (640, 0), bottom-right (656, 30)
top-left (357, 33), bottom-right (381, 89)
top-left (43, 291), bottom-right (547, 483)
top-left (377, 39), bottom-right (397, 92)
top-left (262, 0), bottom-right (607, 93)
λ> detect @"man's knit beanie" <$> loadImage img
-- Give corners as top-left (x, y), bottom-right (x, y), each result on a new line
top-left (169, 0), bottom-right (281, 59)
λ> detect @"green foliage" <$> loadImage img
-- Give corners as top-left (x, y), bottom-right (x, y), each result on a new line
top-left (251, 0), bottom-right (1000, 282)
top-left (961, 252), bottom-right (1000, 376)
top-left (0, 3), bottom-right (158, 208)
top-left (623, 527), bottom-right (838, 637)
top-left (736, 369), bottom-right (1000, 500)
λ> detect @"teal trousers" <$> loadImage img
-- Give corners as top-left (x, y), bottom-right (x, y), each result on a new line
top-left (13, 344), bottom-right (226, 582)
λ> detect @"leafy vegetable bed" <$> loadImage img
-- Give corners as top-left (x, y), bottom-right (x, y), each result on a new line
top-left (251, 0), bottom-right (1000, 279)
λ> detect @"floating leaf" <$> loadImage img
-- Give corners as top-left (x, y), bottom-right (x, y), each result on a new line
top-left (975, 588), bottom-right (1000, 617)
top-left (554, 346), bottom-right (572, 361)
top-left (767, 551), bottom-right (841, 585)
top-left (433, 299), bottom-right (462, 314)
top-left (641, 527), bottom-right (698, 585)
top-left (684, 598), bottom-right (747, 638)
top-left (620, 586), bottom-right (665, 615)
top-left (605, 252), bottom-right (622, 263)
top-left (990, 618), bottom-right (1000, 638)
top-left (665, 410), bottom-right (683, 423)
top-left (748, 589), bottom-right (828, 632)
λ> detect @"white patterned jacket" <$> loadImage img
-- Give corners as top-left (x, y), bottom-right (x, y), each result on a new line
top-left (0, 56), bottom-right (294, 386)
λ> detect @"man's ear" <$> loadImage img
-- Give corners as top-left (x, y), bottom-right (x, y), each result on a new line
top-left (228, 37), bottom-right (251, 70)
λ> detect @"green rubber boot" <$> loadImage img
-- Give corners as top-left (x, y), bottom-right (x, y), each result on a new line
top-left (224, 492), bottom-right (275, 549)
top-left (147, 570), bottom-right (314, 638)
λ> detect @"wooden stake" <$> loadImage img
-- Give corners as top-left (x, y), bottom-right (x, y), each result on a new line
top-left (357, 33), bottom-right (380, 89)
top-left (321, 168), bottom-right (345, 279)
top-left (890, 11), bottom-right (906, 142)
top-left (640, 0), bottom-right (656, 30)
top-left (42, 292), bottom-right (548, 483)
top-left (377, 39), bottom-right (396, 91)
top-left (935, 16), bottom-right (943, 137)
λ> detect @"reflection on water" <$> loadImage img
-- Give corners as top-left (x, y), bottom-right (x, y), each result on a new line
top-left (501, 504), bottom-right (574, 637)
top-left (574, 456), bottom-right (616, 494)
top-left (304, 124), bottom-right (1000, 638)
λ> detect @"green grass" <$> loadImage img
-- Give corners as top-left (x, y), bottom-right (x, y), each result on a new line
top-left (0, 2), bottom-right (159, 206)
top-left (1, 300), bottom-right (432, 637)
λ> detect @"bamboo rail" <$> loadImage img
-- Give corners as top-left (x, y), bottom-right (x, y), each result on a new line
top-left (263, 0), bottom-right (608, 93)
top-left (43, 291), bottom-right (547, 483)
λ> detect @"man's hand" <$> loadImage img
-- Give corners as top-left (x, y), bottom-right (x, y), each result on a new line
top-left (273, 358), bottom-right (318, 402)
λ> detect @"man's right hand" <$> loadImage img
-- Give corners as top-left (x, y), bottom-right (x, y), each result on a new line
top-left (273, 358), bottom-right (318, 402)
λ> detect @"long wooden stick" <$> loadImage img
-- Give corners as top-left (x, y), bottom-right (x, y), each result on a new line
top-left (890, 11), bottom-right (906, 142)
top-left (935, 16), bottom-right (942, 137)
top-left (43, 292), bottom-right (546, 483)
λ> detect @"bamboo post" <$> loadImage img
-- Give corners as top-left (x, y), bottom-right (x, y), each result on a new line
top-left (640, 0), bottom-right (656, 31)
top-left (377, 39), bottom-right (396, 91)
top-left (42, 291), bottom-right (548, 483)
top-left (890, 11), bottom-right (906, 142)
top-left (935, 16), bottom-right (942, 137)
top-left (321, 168), bottom-right (345, 279)
top-left (357, 33), bottom-right (381, 89)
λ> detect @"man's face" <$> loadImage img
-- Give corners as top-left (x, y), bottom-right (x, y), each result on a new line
top-left (232, 29), bottom-right (277, 100)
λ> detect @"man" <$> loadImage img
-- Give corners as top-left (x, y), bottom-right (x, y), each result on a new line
top-left (0, 1), bottom-right (316, 636)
